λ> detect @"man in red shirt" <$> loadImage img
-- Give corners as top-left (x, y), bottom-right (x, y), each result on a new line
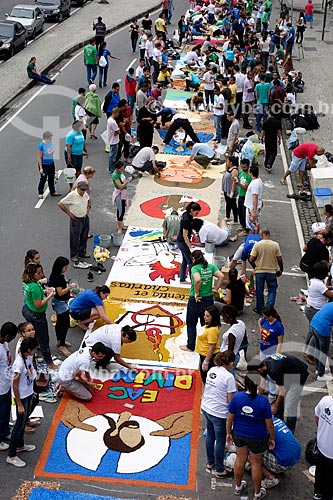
top-left (280, 142), bottom-right (325, 187)
top-left (305, 0), bottom-right (314, 28)
top-left (124, 68), bottom-right (136, 112)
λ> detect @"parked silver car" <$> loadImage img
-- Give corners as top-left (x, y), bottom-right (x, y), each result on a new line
top-left (6, 5), bottom-right (44, 39)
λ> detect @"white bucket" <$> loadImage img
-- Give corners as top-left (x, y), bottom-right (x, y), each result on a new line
top-left (112, 233), bottom-right (124, 247)
top-left (205, 240), bottom-right (216, 253)
top-left (63, 167), bottom-right (76, 184)
top-left (213, 256), bottom-right (226, 269)
top-left (99, 234), bottom-right (111, 248)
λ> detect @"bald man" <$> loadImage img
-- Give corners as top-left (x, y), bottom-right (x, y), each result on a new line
top-left (280, 143), bottom-right (325, 187)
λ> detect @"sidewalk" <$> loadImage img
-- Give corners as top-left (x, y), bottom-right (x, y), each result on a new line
top-left (0, 0), bottom-right (160, 112)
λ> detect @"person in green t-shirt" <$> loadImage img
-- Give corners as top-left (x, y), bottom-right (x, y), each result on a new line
top-left (83, 41), bottom-right (98, 85)
top-left (180, 250), bottom-right (223, 352)
top-left (26, 57), bottom-right (55, 85)
top-left (112, 161), bottom-right (131, 233)
top-left (238, 159), bottom-right (251, 233)
top-left (255, 73), bottom-right (270, 132)
top-left (261, 8), bottom-right (269, 31)
top-left (22, 263), bottom-right (57, 369)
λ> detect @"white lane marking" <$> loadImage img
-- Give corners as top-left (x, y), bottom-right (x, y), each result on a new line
top-left (262, 198), bottom-right (291, 204)
top-left (125, 58), bottom-right (137, 71)
top-left (303, 386), bottom-right (329, 394)
top-left (34, 169), bottom-right (63, 208)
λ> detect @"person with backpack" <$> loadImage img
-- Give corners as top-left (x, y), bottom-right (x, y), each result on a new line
top-left (280, 142), bottom-right (325, 188)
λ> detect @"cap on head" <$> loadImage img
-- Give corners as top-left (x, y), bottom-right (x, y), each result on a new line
top-left (77, 182), bottom-right (89, 191)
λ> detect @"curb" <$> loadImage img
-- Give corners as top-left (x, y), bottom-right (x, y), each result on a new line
top-left (1, 2), bottom-right (161, 115)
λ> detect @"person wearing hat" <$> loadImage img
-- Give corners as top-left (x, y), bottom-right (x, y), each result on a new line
top-left (58, 182), bottom-right (91, 267)
top-left (93, 16), bottom-right (106, 53)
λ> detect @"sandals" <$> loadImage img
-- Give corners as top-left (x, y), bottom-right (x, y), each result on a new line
top-left (39, 393), bottom-right (57, 403)
top-left (214, 470), bottom-right (234, 479)
top-left (206, 464), bottom-right (215, 473)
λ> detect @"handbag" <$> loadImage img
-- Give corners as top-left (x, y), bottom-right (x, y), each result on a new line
top-left (305, 438), bottom-right (320, 465)
top-left (99, 55), bottom-right (107, 68)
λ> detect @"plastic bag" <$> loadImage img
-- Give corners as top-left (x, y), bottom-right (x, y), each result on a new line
top-left (286, 129), bottom-right (299, 150)
top-left (316, 155), bottom-right (331, 168)
top-left (241, 138), bottom-right (254, 165)
top-left (236, 350), bottom-right (248, 371)
top-left (305, 438), bottom-right (320, 465)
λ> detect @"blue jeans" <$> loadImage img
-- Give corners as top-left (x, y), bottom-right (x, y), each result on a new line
top-left (8, 395), bottom-right (32, 457)
top-left (86, 64), bottom-right (97, 83)
top-left (186, 295), bottom-right (214, 351)
top-left (202, 410), bottom-right (227, 473)
top-left (255, 103), bottom-right (268, 131)
top-left (0, 389), bottom-right (11, 442)
top-left (22, 304), bottom-right (52, 364)
top-left (311, 327), bottom-right (331, 377)
top-left (213, 114), bottom-right (223, 142)
top-left (176, 240), bottom-right (192, 282)
top-left (108, 143), bottom-right (119, 173)
top-left (99, 65), bottom-right (109, 87)
top-left (126, 95), bottom-right (136, 112)
top-left (255, 272), bottom-right (278, 314)
top-left (30, 73), bottom-right (54, 85)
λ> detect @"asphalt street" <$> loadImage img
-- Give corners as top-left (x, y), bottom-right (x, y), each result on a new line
top-left (0, 1), bottom-right (329, 498)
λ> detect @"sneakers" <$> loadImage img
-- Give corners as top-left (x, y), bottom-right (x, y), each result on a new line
top-left (6, 456), bottom-right (26, 467)
top-left (317, 374), bottom-right (333, 382)
top-left (262, 477), bottom-right (279, 489)
top-left (0, 441), bottom-right (9, 451)
top-left (73, 261), bottom-right (91, 269)
top-left (234, 480), bottom-right (248, 495)
top-left (253, 487), bottom-right (266, 500)
top-left (87, 271), bottom-right (94, 282)
top-left (17, 444), bottom-right (36, 452)
top-left (313, 494), bottom-right (323, 500)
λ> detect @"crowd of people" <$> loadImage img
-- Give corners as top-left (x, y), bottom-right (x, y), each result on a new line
top-left (6, 1), bottom-right (332, 499)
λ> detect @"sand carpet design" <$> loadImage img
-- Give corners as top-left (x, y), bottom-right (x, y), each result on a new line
top-left (35, 369), bottom-right (201, 490)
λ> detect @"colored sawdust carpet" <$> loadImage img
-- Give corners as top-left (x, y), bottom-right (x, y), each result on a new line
top-left (35, 369), bottom-right (201, 490)
top-left (158, 130), bottom-right (214, 146)
top-left (28, 488), bottom-right (134, 500)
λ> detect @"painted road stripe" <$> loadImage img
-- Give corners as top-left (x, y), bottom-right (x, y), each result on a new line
top-left (126, 58), bottom-right (137, 71)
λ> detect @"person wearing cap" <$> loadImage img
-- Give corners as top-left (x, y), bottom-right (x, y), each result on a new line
top-left (280, 143), bottom-right (325, 188)
top-left (37, 131), bottom-right (61, 199)
top-left (93, 16), bottom-right (106, 52)
top-left (58, 182), bottom-right (91, 266)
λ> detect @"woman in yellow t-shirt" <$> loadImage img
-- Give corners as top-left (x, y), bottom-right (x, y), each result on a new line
top-left (195, 305), bottom-right (221, 383)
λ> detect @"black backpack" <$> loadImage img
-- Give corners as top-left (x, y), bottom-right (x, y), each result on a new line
top-left (294, 104), bottom-right (319, 130)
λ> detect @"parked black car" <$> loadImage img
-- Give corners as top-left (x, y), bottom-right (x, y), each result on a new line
top-left (0, 20), bottom-right (27, 60)
top-left (34, 0), bottom-right (70, 22)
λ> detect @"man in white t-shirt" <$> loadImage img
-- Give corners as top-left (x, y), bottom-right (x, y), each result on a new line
top-left (203, 67), bottom-right (217, 109)
top-left (226, 112), bottom-right (240, 152)
top-left (152, 42), bottom-right (162, 83)
top-left (213, 86), bottom-right (225, 143)
top-left (131, 145), bottom-right (162, 175)
top-left (192, 218), bottom-right (232, 246)
top-left (58, 343), bottom-right (107, 401)
top-left (82, 324), bottom-right (137, 369)
top-left (107, 107), bottom-right (120, 173)
top-left (234, 65), bottom-right (246, 119)
top-left (314, 395), bottom-right (333, 500)
top-left (135, 59), bottom-right (145, 79)
top-left (244, 165), bottom-right (263, 232)
top-left (183, 48), bottom-right (200, 67)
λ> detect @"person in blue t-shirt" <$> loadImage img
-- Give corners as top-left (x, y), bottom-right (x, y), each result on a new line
top-left (261, 418), bottom-right (301, 489)
top-left (64, 121), bottom-right (88, 177)
top-left (229, 232), bottom-right (262, 276)
top-left (227, 375), bottom-right (274, 498)
top-left (69, 286), bottom-right (113, 331)
top-left (98, 41), bottom-right (120, 88)
top-left (37, 131), bottom-right (61, 199)
top-left (310, 302), bottom-right (333, 381)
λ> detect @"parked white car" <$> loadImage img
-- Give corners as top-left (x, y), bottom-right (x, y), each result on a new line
top-left (6, 5), bottom-right (44, 39)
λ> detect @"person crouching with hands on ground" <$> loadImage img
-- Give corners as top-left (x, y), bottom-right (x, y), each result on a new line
top-left (57, 343), bottom-right (107, 401)
top-left (6, 337), bottom-right (38, 468)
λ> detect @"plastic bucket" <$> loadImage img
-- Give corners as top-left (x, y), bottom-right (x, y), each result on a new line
top-left (63, 167), bottom-right (76, 184)
top-left (205, 240), bottom-right (216, 253)
top-left (213, 256), bottom-right (226, 269)
top-left (99, 234), bottom-right (111, 248)
top-left (112, 233), bottom-right (124, 247)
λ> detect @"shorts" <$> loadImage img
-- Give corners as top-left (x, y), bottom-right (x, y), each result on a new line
top-left (233, 431), bottom-right (269, 455)
top-left (263, 451), bottom-right (291, 473)
top-left (289, 153), bottom-right (307, 173)
top-left (305, 14), bottom-right (313, 23)
top-left (246, 207), bottom-right (260, 232)
top-left (69, 307), bottom-right (92, 321)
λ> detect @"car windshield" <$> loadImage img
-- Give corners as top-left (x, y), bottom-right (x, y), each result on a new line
top-left (10, 8), bottom-right (34, 19)
top-left (0, 24), bottom-right (14, 36)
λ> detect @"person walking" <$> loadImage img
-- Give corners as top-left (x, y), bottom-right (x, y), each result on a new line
top-left (0, 322), bottom-right (18, 452)
top-left (37, 131), bottom-right (61, 199)
top-left (313, 394), bottom-right (333, 500)
top-left (6, 337), bottom-right (38, 468)
top-left (97, 41), bottom-right (120, 89)
top-left (84, 84), bottom-right (102, 140)
top-left (58, 182), bottom-right (91, 266)
top-left (244, 165), bottom-right (263, 233)
top-left (201, 351), bottom-right (236, 478)
top-left (129, 19), bottom-right (139, 53)
top-left (227, 375), bottom-right (275, 500)
top-left (176, 201), bottom-right (201, 285)
top-left (305, 0), bottom-right (314, 28)
top-left (249, 228), bottom-right (283, 314)
top-left (107, 107), bottom-right (120, 174)
top-left (22, 263), bottom-right (57, 370)
top-left (261, 111), bottom-right (281, 172)
top-left (93, 16), bottom-right (106, 52)
top-left (83, 40), bottom-right (98, 85)
top-left (255, 73), bottom-right (270, 132)
top-left (256, 353), bottom-right (309, 432)
top-left (180, 250), bottom-right (223, 352)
